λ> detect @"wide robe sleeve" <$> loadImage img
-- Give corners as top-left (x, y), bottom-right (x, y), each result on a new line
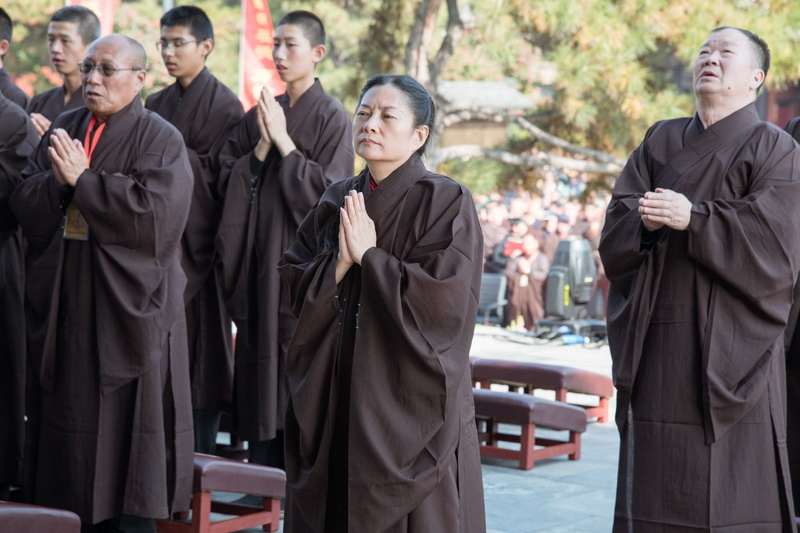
top-left (0, 102), bottom-right (38, 234)
top-left (10, 106), bottom-right (193, 393)
top-left (598, 122), bottom-right (671, 425)
top-left (276, 104), bottom-right (354, 227)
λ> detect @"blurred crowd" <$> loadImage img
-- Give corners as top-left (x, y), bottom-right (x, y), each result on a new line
top-left (475, 187), bottom-right (609, 332)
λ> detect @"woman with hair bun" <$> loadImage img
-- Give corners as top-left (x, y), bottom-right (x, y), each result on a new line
top-left (279, 74), bottom-right (486, 532)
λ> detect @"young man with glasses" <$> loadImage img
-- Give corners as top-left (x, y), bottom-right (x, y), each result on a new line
top-left (27, 5), bottom-right (100, 138)
top-left (145, 5), bottom-right (243, 456)
top-left (10, 34), bottom-right (194, 533)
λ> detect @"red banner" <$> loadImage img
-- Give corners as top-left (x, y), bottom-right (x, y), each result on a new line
top-left (65, 0), bottom-right (118, 36)
top-left (239, 0), bottom-right (285, 110)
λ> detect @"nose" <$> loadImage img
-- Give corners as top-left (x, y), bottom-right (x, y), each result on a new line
top-left (84, 65), bottom-right (103, 84)
top-left (273, 44), bottom-right (285, 61)
top-left (704, 50), bottom-right (720, 65)
top-left (361, 117), bottom-right (378, 133)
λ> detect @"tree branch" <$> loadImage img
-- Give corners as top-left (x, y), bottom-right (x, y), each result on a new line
top-left (440, 105), bottom-right (626, 166)
top-left (429, 144), bottom-right (624, 176)
top-left (431, 0), bottom-right (463, 87)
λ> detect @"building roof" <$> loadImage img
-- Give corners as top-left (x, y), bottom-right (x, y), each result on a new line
top-left (437, 79), bottom-right (534, 110)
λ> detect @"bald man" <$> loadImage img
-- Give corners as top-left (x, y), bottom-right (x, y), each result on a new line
top-left (10, 34), bottom-right (193, 533)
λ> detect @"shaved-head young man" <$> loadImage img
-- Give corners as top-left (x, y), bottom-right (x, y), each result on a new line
top-left (10, 34), bottom-right (194, 533)
top-left (28, 5), bottom-right (100, 138)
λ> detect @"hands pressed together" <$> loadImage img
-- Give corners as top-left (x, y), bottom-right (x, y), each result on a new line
top-left (30, 113), bottom-right (52, 139)
top-left (639, 188), bottom-right (692, 231)
top-left (254, 86), bottom-right (296, 161)
top-left (335, 190), bottom-right (376, 284)
top-left (48, 129), bottom-right (88, 188)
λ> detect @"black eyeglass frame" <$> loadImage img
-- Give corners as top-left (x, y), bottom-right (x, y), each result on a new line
top-left (78, 61), bottom-right (145, 77)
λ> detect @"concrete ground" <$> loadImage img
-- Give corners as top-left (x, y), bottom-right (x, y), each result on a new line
top-left (208, 324), bottom-right (620, 532)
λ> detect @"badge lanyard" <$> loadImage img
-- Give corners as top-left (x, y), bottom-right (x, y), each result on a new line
top-left (63, 115), bottom-right (106, 240)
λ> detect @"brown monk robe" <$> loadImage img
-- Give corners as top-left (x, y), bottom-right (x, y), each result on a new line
top-left (28, 86), bottom-right (85, 121)
top-left (215, 78), bottom-right (353, 451)
top-left (0, 68), bottom-right (29, 110)
top-left (278, 153), bottom-right (486, 532)
top-left (504, 233), bottom-right (549, 332)
top-left (783, 117), bottom-right (800, 523)
top-left (600, 102), bottom-right (800, 531)
top-left (146, 66), bottom-right (243, 453)
top-left (0, 90), bottom-right (38, 499)
top-left (9, 35), bottom-right (194, 527)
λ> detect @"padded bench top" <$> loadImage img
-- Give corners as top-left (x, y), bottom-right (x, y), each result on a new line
top-left (193, 453), bottom-right (286, 498)
top-left (471, 358), bottom-right (614, 397)
top-left (473, 388), bottom-right (587, 433)
top-left (0, 501), bottom-right (81, 533)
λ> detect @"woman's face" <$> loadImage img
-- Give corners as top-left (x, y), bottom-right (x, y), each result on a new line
top-left (353, 84), bottom-right (428, 177)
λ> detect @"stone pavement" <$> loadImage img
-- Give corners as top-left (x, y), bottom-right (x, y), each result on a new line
top-left (213, 324), bottom-right (620, 532)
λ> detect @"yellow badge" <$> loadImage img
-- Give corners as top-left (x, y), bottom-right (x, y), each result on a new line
top-left (63, 202), bottom-right (90, 241)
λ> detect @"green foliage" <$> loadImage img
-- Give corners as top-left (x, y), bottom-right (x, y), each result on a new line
top-left (7, 0), bottom-right (800, 194)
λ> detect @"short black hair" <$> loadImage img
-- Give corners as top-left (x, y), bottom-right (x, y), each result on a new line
top-left (357, 74), bottom-right (436, 156)
top-left (0, 8), bottom-right (12, 45)
top-left (160, 5), bottom-right (214, 42)
top-left (51, 6), bottom-right (101, 46)
top-left (277, 10), bottom-right (325, 47)
top-left (712, 26), bottom-right (770, 78)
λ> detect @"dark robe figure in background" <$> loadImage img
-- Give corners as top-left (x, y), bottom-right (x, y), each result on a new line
top-left (783, 116), bottom-right (800, 523)
top-left (600, 27), bottom-right (800, 531)
top-left (279, 74), bottom-right (485, 533)
top-left (27, 6), bottom-right (100, 138)
top-left (9, 35), bottom-right (193, 532)
top-left (146, 5), bottom-right (244, 455)
top-left (0, 8), bottom-right (30, 110)
top-left (504, 232), bottom-right (549, 332)
top-left (0, 90), bottom-right (38, 501)
top-left (216, 10), bottom-right (353, 468)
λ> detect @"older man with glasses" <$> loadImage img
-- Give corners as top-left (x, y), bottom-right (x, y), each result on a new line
top-left (10, 34), bottom-right (194, 533)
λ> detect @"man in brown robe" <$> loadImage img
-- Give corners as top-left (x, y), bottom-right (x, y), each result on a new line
top-left (783, 118), bottom-right (800, 523)
top-left (216, 10), bottom-right (353, 469)
top-left (27, 6), bottom-right (99, 138)
top-left (0, 90), bottom-right (38, 501)
top-left (278, 152), bottom-right (486, 532)
top-left (0, 8), bottom-right (30, 110)
top-left (504, 232), bottom-right (549, 332)
top-left (146, 5), bottom-right (243, 455)
top-left (600, 27), bottom-right (800, 531)
top-left (9, 35), bottom-right (193, 532)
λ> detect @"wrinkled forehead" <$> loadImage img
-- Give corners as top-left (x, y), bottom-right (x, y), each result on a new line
top-left (86, 40), bottom-right (128, 66)
top-left (702, 28), bottom-right (749, 51)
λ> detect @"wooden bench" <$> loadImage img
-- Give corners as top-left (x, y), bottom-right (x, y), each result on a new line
top-left (156, 453), bottom-right (285, 533)
top-left (473, 388), bottom-right (587, 470)
top-left (0, 501), bottom-right (81, 533)
top-left (471, 358), bottom-right (614, 422)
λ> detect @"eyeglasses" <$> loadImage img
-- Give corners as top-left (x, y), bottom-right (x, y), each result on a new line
top-left (156, 39), bottom-right (199, 52)
top-left (78, 61), bottom-right (144, 77)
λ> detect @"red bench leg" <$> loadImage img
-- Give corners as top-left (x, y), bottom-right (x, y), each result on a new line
top-left (568, 432), bottom-right (581, 461)
top-left (192, 491), bottom-right (212, 533)
top-left (519, 423), bottom-right (536, 470)
top-left (597, 397), bottom-right (609, 423)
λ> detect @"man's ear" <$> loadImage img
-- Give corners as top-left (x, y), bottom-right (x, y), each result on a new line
top-left (0, 39), bottom-right (9, 57)
top-left (199, 38), bottom-right (214, 59)
top-left (312, 44), bottom-right (326, 65)
top-left (752, 68), bottom-right (765, 91)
